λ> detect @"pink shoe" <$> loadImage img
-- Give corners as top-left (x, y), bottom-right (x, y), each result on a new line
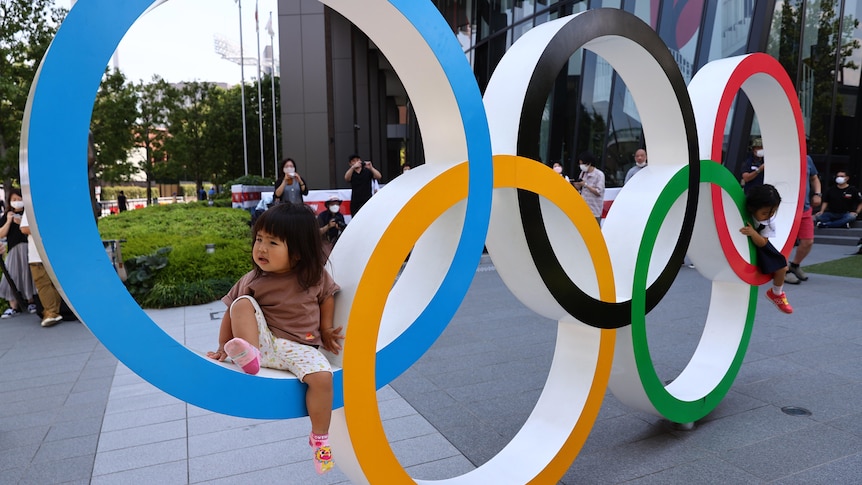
top-left (224, 338), bottom-right (260, 375)
top-left (309, 432), bottom-right (335, 475)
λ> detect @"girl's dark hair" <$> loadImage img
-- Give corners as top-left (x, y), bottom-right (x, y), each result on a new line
top-left (745, 184), bottom-right (782, 214)
top-left (578, 151), bottom-right (597, 167)
top-left (7, 188), bottom-right (21, 206)
top-left (281, 158), bottom-right (295, 169)
top-left (252, 203), bottom-right (326, 289)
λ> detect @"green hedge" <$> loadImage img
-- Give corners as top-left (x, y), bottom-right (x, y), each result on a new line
top-left (98, 203), bottom-right (254, 308)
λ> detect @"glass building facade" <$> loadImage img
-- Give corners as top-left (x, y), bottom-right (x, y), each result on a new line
top-left (424, 0), bottom-right (862, 186)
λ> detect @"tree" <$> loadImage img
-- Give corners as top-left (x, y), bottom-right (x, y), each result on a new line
top-left (91, 68), bottom-right (138, 183)
top-left (162, 81), bottom-right (221, 189)
top-left (133, 76), bottom-right (171, 205)
top-left (0, 0), bottom-right (66, 192)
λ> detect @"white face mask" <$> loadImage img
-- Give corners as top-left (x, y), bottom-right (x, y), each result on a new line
top-left (754, 149), bottom-right (764, 158)
top-left (580, 164), bottom-right (589, 172)
top-left (553, 165), bottom-right (563, 174)
top-left (10, 201), bottom-right (24, 210)
top-left (836, 176), bottom-right (847, 184)
top-left (329, 204), bottom-right (340, 213)
top-left (284, 166), bottom-right (295, 175)
top-left (635, 161), bottom-right (647, 168)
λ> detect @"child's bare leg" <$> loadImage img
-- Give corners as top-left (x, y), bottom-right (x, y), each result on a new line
top-left (774, 266), bottom-right (787, 287)
top-left (303, 371), bottom-right (334, 434)
top-left (229, 298), bottom-right (260, 348)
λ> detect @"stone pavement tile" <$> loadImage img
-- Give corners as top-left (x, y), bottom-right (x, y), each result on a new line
top-left (188, 435), bottom-right (310, 482)
top-left (186, 410), bottom-right (279, 436)
top-left (99, 402), bottom-right (187, 433)
top-left (579, 414), bottom-right (670, 456)
top-left (97, 419), bottom-right (188, 453)
top-left (429, 424), bottom-right (509, 465)
top-left (32, 433), bottom-right (99, 463)
top-left (696, 390), bottom-right (769, 423)
top-left (623, 455), bottom-right (761, 485)
top-left (562, 433), bottom-right (710, 483)
top-left (721, 424), bottom-right (862, 481)
top-left (44, 415), bottom-right (103, 442)
top-left (0, 381), bottom-right (73, 406)
top-left (792, 382), bottom-right (862, 423)
top-left (0, 393), bottom-right (65, 418)
top-left (389, 433), bottom-right (464, 468)
top-left (734, 367), bottom-right (854, 406)
top-left (92, 437), bottom-right (188, 476)
top-left (0, 369), bottom-right (82, 393)
top-left (671, 406), bottom-right (812, 453)
top-left (381, 413), bottom-right (439, 442)
top-left (187, 417), bottom-right (309, 458)
top-left (0, 408), bottom-right (57, 432)
top-left (826, 410), bottom-right (862, 437)
top-left (15, 455), bottom-right (94, 485)
top-left (90, 461), bottom-right (189, 485)
top-left (0, 425), bottom-right (49, 452)
top-left (55, 399), bottom-right (112, 422)
top-left (0, 444), bottom-right (38, 472)
top-left (105, 388), bottom-right (183, 415)
top-left (195, 460), bottom-right (351, 485)
top-left (734, 354), bottom-right (808, 387)
top-left (405, 455), bottom-right (476, 480)
top-left (774, 452), bottom-right (862, 484)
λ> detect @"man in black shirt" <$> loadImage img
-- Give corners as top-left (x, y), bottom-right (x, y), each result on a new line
top-left (343, 154), bottom-right (381, 216)
top-left (815, 170), bottom-right (862, 228)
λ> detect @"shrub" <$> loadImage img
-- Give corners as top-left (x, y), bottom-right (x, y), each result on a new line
top-left (99, 204), bottom-right (253, 308)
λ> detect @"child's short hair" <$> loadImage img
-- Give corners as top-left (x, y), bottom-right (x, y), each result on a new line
top-left (745, 184), bottom-right (782, 213)
top-left (252, 203), bottom-right (326, 289)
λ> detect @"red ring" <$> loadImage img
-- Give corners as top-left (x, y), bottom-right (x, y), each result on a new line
top-left (706, 54), bottom-right (806, 285)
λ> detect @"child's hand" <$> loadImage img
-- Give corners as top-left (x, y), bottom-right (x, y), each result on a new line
top-left (207, 347), bottom-right (227, 362)
top-left (321, 326), bottom-right (344, 355)
top-left (740, 222), bottom-right (756, 237)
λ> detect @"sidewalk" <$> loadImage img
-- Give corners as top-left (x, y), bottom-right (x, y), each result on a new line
top-left (1, 243), bottom-right (861, 484)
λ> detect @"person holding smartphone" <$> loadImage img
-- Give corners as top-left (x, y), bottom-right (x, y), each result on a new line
top-left (343, 154), bottom-right (381, 216)
top-left (274, 158), bottom-right (309, 206)
top-left (0, 189), bottom-right (36, 318)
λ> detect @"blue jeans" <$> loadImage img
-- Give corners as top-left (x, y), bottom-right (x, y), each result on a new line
top-left (815, 211), bottom-right (856, 228)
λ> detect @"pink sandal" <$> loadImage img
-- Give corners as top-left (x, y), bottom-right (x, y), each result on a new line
top-left (224, 338), bottom-right (260, 375)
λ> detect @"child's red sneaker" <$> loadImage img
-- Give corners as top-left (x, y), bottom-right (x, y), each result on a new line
top-left (766, 288), bottom-right (793, 314)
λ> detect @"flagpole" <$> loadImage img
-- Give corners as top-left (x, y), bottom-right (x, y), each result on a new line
top-left (236, 0), bottom-right (249, 175)
top-left (268, 12), bottom-right (279, 176)
top-left (255, 0), bottom-right (266, 177)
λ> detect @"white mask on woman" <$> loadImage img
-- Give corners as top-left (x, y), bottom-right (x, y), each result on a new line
top-left (10, 200), bottom-right (24, 210)
top-left (579, 164), bottom-right (588, 172)
top-left (553, 165), bottom-right (563, 174)
top-left (329, 204), bottom-right (340, 213)
top-left (836, 176), bottom-right (847, 184)
top-left (754, 149), bottom-right (764, 158)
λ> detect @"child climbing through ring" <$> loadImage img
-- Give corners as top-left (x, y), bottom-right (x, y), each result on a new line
top-left (207, 203), bottom-right (344, 474)
top-left (739, 183), bottom-right (793, 314)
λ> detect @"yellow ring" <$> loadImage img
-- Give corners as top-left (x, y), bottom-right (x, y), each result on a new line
top-left (343, 155), bottom-right (616, 483)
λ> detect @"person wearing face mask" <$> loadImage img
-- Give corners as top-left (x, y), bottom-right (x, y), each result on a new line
top-left (741, 137), bottom-right (765, 194)
top-left (317, 196), bottom-right (347, 253)
top-left (814, 171), bottom-right (862, 228)
top-left (571, 151), bottom-right (605, 225)
top-left (624, 148), bottom-right (648, 184)
top-left (274, 158), bottom-right (309, 206)
top-left (0, 189), bottom-right (37, 318)
top-left (552, 162), bottom-right (570, 182)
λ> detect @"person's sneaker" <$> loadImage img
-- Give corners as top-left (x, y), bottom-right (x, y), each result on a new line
top-left (41, 315), bottom-right (63, 327)
top-left (766, 288), bottom-right (793, 314)
top-left (788, 264), bottom-right (808, 281)
top-left (309, 433), bottom-right (335, 475)
top-left (784, 271), bottom-right (800, 284)
top-left (1, 308), bottom-right (20, 319)
top-left (27, 303), bottom-right (37, 314)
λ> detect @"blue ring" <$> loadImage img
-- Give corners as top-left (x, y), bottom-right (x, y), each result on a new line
top-left (23, 0), bottom-right (492, 419)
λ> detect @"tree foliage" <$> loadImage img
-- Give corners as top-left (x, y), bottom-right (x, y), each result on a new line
top-left (0, 0), bottom-right (66, 188)
top-left (91, 68), bottom-right (138, 183)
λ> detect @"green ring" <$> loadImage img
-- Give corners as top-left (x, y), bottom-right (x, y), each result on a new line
top-left (632, 160), bottom-right (757, 423)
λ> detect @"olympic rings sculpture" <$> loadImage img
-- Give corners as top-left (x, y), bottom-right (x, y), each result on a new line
top-left (22, 1), bottom-right (804, 483)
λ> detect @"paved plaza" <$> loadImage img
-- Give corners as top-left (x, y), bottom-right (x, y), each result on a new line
top-left (2, 243), bottom-right (861, 484)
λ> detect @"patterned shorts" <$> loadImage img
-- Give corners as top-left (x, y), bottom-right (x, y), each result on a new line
top-left (231, 295), bottom-right (332, 382)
